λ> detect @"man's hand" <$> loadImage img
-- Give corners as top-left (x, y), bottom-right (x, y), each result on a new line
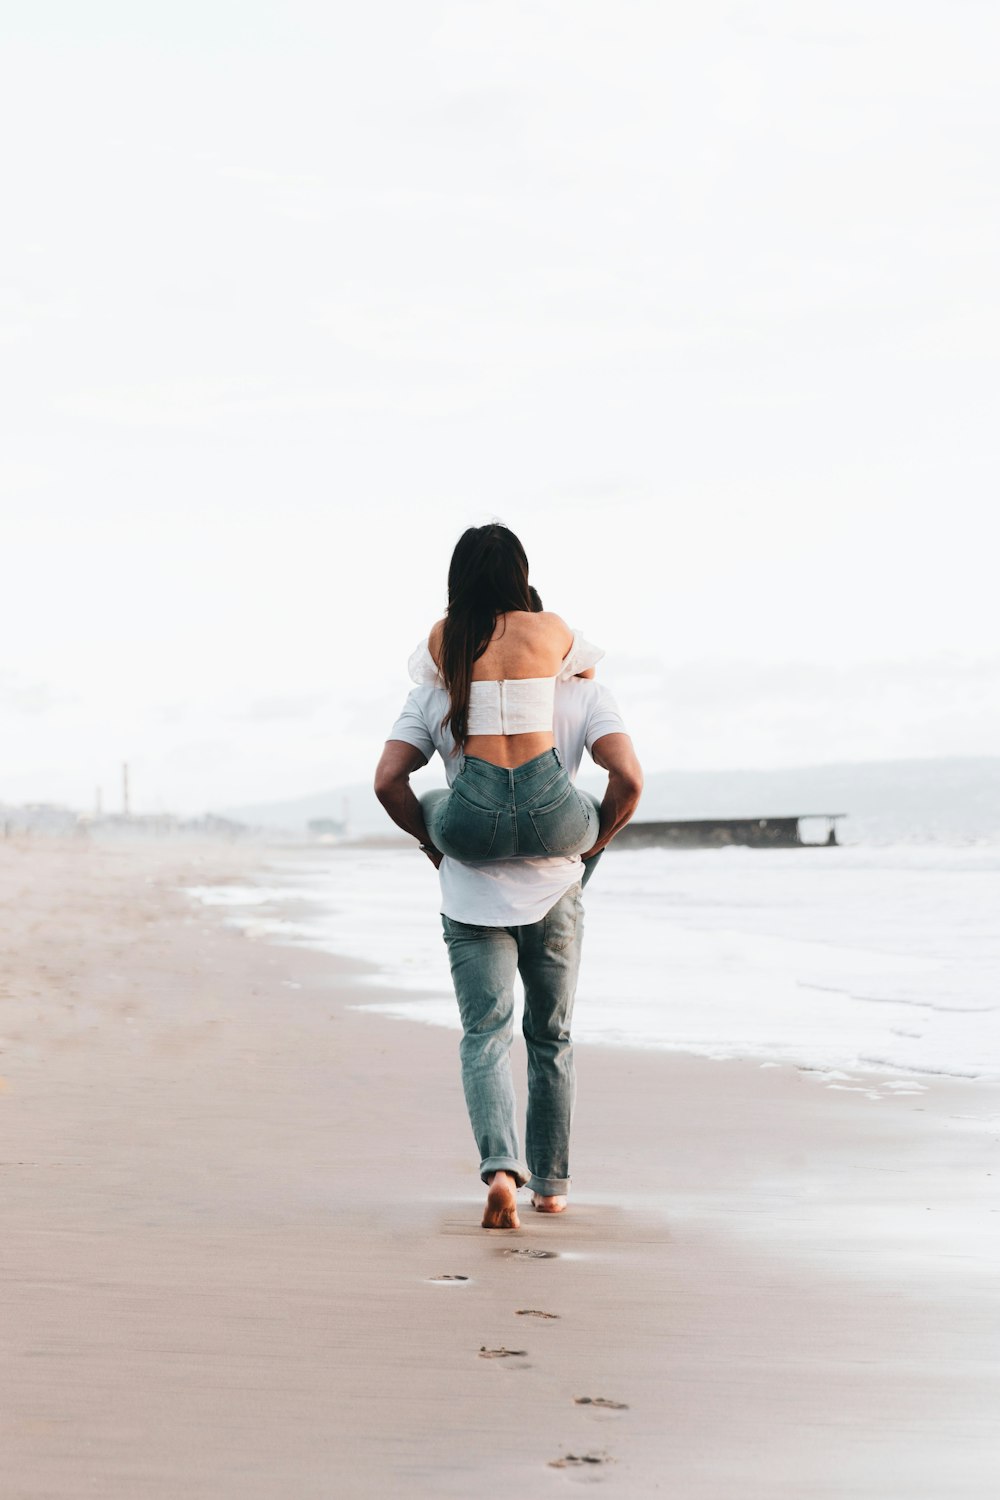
top-left (374, 740), bottom-right (438, 855)
top-left (582, 732), bottom-right (643, 859)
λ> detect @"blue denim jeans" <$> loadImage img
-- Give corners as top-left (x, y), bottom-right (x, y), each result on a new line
top-left (441, 881), bottom-right (584, 1196)
top-left (422, 748), bottom-right (601, 862)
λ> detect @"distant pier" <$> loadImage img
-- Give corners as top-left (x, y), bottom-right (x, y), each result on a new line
top-left (613, 814), bottom-right (846, 850)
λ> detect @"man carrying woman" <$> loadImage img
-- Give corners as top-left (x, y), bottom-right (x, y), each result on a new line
top-left (374, 524), bottom-right (642, 1228)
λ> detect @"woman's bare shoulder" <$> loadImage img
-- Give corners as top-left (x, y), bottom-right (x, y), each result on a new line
top-left (534, 611), bottom-right (575, 650)
top-left (427, 617), bottom-right (446, 664)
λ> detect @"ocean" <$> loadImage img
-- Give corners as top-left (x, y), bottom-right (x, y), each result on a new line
top-left (184, 841), bottom-right (998, 1088)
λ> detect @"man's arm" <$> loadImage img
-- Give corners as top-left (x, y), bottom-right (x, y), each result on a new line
top-left (373, 740), bottom-right (441, 866)
top-left (582, 732), bottom-right (643, 859)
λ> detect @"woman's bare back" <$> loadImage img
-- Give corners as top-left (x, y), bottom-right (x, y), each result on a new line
top-left (428, 610), bottom-right (578, 767)
top-left (428, 610), bottom-right (574, 682)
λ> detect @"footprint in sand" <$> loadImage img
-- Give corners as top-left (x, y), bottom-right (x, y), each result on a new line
top-left (574, 1396), bottom-right (629, 1410)
top-left (549, 1451), bottom-right (614, 1469)
top-left (516, 1308), bottom-right (559, 1319)
top-left (478, 1346), bottom-right (528, 1359)
top-left (503, 1247), bottom-right (557, 1259)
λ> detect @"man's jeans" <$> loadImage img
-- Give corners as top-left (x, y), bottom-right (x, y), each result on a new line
top-left (441, 882), bottom-right (584, 1197)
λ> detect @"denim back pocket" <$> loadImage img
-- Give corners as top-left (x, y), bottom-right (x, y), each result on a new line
top-left (528, 783), bottom-right (591, 856)
top-left (542, 882), bottom-right (582, 952)
top-left (439, 788), bottom-right (502, 859)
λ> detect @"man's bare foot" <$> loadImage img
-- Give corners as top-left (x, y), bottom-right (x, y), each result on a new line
top-left (483, 1171), bottom-right (521, 1230)
top-left (531, 1193), bottom-right (568, 1214)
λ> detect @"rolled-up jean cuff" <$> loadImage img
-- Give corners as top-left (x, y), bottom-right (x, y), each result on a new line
top-left (528, 1174), bottom-right (570, 1196)
top-left (480, 1156), bottom-right (527, 1188)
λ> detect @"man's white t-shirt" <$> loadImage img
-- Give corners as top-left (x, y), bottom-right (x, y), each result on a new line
top-left (388, 678), bottom-right (626, 928)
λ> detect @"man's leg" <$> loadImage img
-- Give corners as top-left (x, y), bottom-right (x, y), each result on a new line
top-left (441, 914), bottom-right (525, 1227)
top-left (516, 882), bottom-right (585, 1209)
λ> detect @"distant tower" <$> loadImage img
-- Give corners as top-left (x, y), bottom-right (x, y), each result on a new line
top-left (122, 762), bottom-right (130, 818)
top-left (95, 786), bottom-right (103, 818)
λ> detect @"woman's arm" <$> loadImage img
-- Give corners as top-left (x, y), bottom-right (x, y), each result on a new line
top-left (546, 614), bottom-right (600, 679)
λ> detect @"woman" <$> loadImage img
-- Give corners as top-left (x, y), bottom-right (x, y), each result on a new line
top-left (409, 523), bottom-right (604, 863)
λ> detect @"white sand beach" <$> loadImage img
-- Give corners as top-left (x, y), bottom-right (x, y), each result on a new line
top-left (2, 836), bottom-right (997, 1497)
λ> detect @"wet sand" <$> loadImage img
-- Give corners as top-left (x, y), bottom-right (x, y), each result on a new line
top-left (2, 836), bottom-right (997, 1497)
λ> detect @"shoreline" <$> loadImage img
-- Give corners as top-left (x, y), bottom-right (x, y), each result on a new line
top-left (184, 838), bottom-right (1000, 1091)
top-left (2, 837), bottom-right (997, 1497)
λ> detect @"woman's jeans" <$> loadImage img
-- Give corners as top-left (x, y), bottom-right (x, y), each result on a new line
top-left (441, 882), bottom-right (584, 1196)
top-left (422, 748), bottom-right (601, 862)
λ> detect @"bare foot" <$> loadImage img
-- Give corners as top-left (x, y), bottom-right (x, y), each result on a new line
top-left (531, 1193), bottom-right (568, 1214)
top-left (482, 1171), bottom-right (521, 1230)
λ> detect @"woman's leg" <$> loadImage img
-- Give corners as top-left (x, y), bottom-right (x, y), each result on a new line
top-left (423, 773), bottom-right (600, 864)
top-left (421, 785), bottom-right (506, 861)
top-left (520, 784), bottom-right (601, 859)
top-left (578, 790), bottom-right (603, 850)
top-left (420, 788), bottom-right (451, 847)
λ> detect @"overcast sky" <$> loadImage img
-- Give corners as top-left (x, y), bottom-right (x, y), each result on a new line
top-left (2, 1), bottom-right (997, 815)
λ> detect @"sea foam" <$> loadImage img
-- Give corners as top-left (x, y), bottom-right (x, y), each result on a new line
top-left (184, 843), bottom-right (1000, 1084)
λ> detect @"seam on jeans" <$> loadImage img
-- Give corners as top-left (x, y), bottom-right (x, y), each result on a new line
top-left (453, 775), bottom-right (508, 811)
top-left (449, 784), bottom-right (506, 815)
top-left (542, 889), bottom-right (579, 952)
top-left (511, 749), bottom-right (560, 787)
top-left (524, 769), bottom-right (568, 809)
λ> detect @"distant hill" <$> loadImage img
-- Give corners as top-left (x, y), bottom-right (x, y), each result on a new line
top-left (219, 780), bottom-right (391, 838)
top-left (219, 756), bottom-right (1000, 845)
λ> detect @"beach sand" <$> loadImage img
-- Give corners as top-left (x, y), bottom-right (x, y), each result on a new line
top-left (2, 836), bottom-right (997, 1498)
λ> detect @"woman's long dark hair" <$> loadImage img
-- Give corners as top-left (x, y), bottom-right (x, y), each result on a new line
top-left (440, 524), bottom-right (533, 745)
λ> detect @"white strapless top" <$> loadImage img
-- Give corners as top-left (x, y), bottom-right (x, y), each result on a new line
top-left (407, 629), bottom-right (604, 735)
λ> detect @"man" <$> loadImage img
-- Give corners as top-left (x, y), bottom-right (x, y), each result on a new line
top-left (374, 672), bottom-right (642, 1229)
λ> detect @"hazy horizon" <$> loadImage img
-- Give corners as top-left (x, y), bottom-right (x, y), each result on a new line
top-left (214, 753), bottom-right (1000, 849)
